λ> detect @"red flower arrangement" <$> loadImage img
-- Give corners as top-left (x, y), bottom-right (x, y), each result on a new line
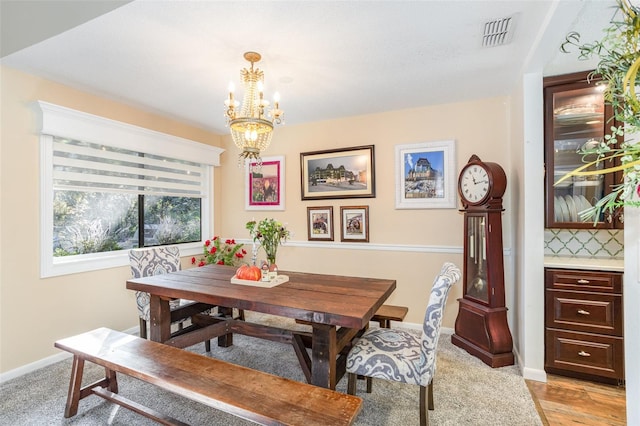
top-left (191, 236), bottom-right (246, 267)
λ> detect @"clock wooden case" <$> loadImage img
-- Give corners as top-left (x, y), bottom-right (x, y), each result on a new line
top-left (452, 154), bottom-right (514, 368)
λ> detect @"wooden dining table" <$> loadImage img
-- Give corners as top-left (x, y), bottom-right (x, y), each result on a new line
top-left (126, 263), bottom-right (396, 390)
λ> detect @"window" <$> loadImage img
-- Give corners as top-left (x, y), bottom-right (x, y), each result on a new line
top-left (38, 101), bottom-right (223, 277)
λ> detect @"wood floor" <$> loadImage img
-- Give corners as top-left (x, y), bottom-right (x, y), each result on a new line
top-left (526, 375), bottom-right (626, 425)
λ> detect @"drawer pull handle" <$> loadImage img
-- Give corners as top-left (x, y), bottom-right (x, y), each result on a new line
top-left (577, 309), bottom-right (590, 315)
top-left (578, 350), bottom-right (591, 357)
top-left (577, 279), bottom-right (590, 284)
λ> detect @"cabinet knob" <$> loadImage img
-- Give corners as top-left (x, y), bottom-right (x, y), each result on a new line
top-left (605, 213), bottom-right (613, 223)
top-left (619, 212), bottom-right (624, 223)
top-left (578, 350), bottom-right (591, 357)
top-left (577, 279), bottom-right (590, 284)
top-left (577, 309), bottom-right (590, 315)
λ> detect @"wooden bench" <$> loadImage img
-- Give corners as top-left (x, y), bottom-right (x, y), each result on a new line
top-left (371, 305), bottom-right (408, 328)
top-left (55, 328), bottom-right (362, 426)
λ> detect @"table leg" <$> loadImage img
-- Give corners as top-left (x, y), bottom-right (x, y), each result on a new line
top-left (216, 307), bottom-right (234, 347)
top-left (311, 323), bottom-right (338, 389)
top-left (149, 295), bottom-right (171, 343)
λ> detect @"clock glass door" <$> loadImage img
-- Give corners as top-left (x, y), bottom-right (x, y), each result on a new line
top-left (465, 215), bottom-right (488, 303)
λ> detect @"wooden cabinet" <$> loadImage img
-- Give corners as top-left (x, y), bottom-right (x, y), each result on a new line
top-left (544, 71), bottom-right (623, 229)
top-left (545, 268), bottom-right (624, 384)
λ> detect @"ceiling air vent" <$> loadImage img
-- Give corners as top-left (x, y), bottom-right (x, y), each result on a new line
top-left (482, 16), bottom-right (514, 47)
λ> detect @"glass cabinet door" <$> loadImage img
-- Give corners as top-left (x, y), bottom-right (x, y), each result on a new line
top-left (544, 72), bottom-right (621, 229)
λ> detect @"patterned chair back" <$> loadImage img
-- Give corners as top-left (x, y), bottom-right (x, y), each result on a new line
top-left (129, 246), bottom-right (181, 320)
top-left (417, 262), bottom-right (461, 386)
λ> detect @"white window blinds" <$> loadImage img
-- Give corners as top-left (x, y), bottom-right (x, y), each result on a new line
top-left (53, 137), bottom-right (205, 197)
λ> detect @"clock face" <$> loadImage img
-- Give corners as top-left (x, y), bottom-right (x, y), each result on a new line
top-left (460, 164), bottom-right (490, 204)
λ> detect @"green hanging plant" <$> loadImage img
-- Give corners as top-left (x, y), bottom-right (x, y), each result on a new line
top-left (558, 0), bottom-right (640, 222)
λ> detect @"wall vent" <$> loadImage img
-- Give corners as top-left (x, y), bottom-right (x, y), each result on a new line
top-left (482, 16), bottom-right (514, 47)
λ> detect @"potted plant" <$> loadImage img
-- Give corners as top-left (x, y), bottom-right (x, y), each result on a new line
top-left (246, 218), bottom-right (290, 266)
top-left (558, 0), bottom-right (640, 221)
top-left (191, 236), bottom-right (246, 267)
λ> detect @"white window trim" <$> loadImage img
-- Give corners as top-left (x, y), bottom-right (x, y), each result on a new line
top-left (37, 101), bottom-right (224, 278)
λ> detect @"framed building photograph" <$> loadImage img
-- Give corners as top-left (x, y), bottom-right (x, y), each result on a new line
top-left (340, 205), bottom-right (369, 243)
top-left (300, 145), bottom-right (375, 200)
top-left (395, 140), bottom-right (456, 209)
top-left (307, 206), bottom-right (334, 241)
top-left (245, 156), bottom-right (285, 210)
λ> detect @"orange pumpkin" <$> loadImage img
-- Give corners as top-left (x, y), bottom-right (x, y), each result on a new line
top-left (235, 264), bottom-right (262, 281)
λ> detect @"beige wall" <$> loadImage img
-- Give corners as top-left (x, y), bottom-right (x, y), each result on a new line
top-left (0, 66), bottom-right (223, 373)
top-left (218, 97), bottom-right (513, 327)
top-left (1, 65), bottom-right (515, 375)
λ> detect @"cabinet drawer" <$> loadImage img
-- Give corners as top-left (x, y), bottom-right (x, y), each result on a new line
top-left (545, 268), bottom-right (622, 293)
top-left (545, 290), bottom-right (623, 335)
top-left (545, 329), bottom-right (624, 380)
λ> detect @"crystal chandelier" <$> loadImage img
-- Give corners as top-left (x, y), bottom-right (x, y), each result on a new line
top-left (224, 51), bottom-right (284, 164)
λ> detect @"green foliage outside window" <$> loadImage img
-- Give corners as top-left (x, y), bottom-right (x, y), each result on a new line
top-left (53, 191), bottom-right (200, 256)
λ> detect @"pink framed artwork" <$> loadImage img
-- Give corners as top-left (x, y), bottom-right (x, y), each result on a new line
top-left (245, 156), bottom-right (285, 211)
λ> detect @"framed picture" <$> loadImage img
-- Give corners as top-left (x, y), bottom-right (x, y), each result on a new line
top-left (307, 206), bottom-right (334, 241)
top-left (340, 205), bottom-right (369, 243)
top-left (395, 140), bottom-right (456, 209)
top-left (245, 156), bottom-right (285, 210)
top-left (300, 145), bottom-right (375, 200)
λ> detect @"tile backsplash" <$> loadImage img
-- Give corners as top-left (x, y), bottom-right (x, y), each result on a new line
top-left (544, 229), bottom-right (624, 259)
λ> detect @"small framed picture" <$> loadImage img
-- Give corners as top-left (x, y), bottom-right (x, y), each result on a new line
top-left (395, 140), bottom-right (456, 209)
top-left (245, 156), bottom-right (285, 210)
top-left (307, 206), bottom-right (334, 241)
top-left (340, 206), bottom-right (369, 243)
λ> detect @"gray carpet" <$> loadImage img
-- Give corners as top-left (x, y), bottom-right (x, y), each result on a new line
top-left (0, 315), bottom-right (541, 425)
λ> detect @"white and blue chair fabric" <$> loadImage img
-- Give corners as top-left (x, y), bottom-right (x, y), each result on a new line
top-left (129, 246), bottom-right (213, 346)
top-left (129, 245), bottom-right (183, 329)
top-left (346, 262), bottom-right (461, 426)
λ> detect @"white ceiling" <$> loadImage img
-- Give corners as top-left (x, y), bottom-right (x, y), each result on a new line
top-left (0, 0), bottom-right (619, 134)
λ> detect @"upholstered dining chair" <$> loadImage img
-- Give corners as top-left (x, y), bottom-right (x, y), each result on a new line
top-left (129, 246), bottom-right (214, 350)
top-left (346, 262), bottom-right (461, 426)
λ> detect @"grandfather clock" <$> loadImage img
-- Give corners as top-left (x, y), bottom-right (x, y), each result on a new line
top-left (451, 154), bottom-right (514, 367)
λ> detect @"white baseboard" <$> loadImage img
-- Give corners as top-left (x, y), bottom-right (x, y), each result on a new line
top-left (0, 351), bottom-right (72, 384)
top-left (440, 326), bottom-right (454, 335)
top-left (522, 367), bottom-right (547, 382)
top-left (0, 326), bottom-right (139, 384)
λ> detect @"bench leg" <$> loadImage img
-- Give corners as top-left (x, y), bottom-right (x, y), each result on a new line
top-left (64, 355), bottom-right (85, 418)
top-left (64, 356), bottom-right (121, 418)
top-left (105, 367), bottom-right (118, 394)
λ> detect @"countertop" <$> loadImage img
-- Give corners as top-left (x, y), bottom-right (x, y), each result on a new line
top-left (544, 255), bottom-right (625, 272)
